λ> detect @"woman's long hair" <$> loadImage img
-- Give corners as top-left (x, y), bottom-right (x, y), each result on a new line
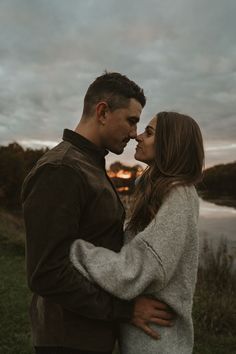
top-left (127, 111), bottom-right (205, 234)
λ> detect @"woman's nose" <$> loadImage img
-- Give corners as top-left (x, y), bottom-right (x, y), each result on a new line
top-left (135, 134), bottom-right (142, 142)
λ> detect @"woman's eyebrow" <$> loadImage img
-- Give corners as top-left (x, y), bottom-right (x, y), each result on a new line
top-left (146, 125), bottom-right (155, 131)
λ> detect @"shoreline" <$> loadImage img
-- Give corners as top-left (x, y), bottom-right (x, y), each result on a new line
top-left (201, 196), bottom-right (236, 209)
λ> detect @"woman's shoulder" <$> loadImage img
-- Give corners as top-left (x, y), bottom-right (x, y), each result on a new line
top-left (164, 184), bottom-right (199, 210)
top-left (169, 184), bottom-right (198, 198)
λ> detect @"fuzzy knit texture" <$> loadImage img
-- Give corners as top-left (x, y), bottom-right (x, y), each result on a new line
top-left (70, 185), bottom-right (200, 354)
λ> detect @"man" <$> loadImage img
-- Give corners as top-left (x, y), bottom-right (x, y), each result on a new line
top-left (22, 72), bottom-right (173, 354)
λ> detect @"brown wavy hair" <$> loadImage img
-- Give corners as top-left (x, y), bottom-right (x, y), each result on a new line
top-left (127, 111), bottom-right (205, 234)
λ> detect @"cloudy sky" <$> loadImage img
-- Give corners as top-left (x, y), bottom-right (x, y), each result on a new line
top-left (0, 0), bottom-right (235, 168)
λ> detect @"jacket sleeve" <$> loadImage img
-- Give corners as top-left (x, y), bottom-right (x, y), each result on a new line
top-left (70, 187), bottom-right (197, 300)
top-left (22, 164), bottom-right (133, 321)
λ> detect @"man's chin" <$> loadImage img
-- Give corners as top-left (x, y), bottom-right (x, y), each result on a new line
top-left (109, 147), bottom-right (124, 155)
top-left (134, 152), bottom-right (141, 161)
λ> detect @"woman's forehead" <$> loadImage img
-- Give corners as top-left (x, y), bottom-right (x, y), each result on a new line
top-left (148, 116), bottom-right (157, 128)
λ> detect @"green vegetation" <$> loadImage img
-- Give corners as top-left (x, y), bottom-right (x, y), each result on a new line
top-left (0, 143), bottom-right (47, 210)
top-left (0, 210), bottom-right (235, 353)
top-left (0, 210), bottom-right (32, 354)
top-left (193, 240), bottom-right (236, 353)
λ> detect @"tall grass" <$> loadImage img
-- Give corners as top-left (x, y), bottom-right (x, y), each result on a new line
top-left (193, 239), bottom-right (236, 353)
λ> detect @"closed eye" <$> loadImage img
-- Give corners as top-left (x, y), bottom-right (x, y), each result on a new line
top-left (145, 127), bottom-right (154, 136)
top-left (128, 117), bottom-right (139, 126)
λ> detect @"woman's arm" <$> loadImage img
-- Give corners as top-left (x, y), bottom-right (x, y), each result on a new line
top-left (70, 186), bottom-right (198, 300)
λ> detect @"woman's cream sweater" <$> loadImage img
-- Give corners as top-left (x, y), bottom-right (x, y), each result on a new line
top-left (70, 185), bottom-right (200, 354)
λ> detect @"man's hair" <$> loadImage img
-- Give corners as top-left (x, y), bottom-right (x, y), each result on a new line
top-left (82, 72), bottom-right (146, 117)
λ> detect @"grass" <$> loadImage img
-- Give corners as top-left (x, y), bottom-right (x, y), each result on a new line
top-left (0, 209), bottom-right (235, 353)
top-left (192, 239), bottom-right (236, 354)
top-left (0, 210), bottom-right (32, 354)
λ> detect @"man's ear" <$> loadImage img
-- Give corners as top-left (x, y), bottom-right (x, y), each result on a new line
top-left (96, 102), bottom-right (109, 125)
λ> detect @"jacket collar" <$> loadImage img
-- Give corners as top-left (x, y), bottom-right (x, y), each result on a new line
top-left (63, 129), bottom-right (108, 168)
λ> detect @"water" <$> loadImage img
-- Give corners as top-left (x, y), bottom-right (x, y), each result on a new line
top-left (199, 198), bottom-right (236, 258)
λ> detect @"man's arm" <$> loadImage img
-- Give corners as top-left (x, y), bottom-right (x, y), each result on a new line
top-left (22, 163), bottom-right (173, 332)
top-left (131, 296), bottom-right (174, 339)
top-left (22, 164), bottom-right (133, 321)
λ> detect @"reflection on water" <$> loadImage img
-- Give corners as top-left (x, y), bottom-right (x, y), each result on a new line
top-left (199, 198), bottom-right (236, 258)
top-left (200, 200), bottom-right (236, 217)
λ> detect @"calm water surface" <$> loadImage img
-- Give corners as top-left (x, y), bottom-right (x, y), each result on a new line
top-left (199, 198), bottom-right (236, 258)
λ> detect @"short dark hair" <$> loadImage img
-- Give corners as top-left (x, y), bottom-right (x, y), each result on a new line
top-left (82, 72), bottom-right (146, 117)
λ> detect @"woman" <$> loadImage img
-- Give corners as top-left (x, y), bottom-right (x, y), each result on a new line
top-left (70, 111), bottom-right (204, 354)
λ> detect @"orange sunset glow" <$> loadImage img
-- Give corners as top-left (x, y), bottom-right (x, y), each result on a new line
top-left (117, 187), bottom-right (129, 192)
top-left (107, 169), bottom-right (132, 179)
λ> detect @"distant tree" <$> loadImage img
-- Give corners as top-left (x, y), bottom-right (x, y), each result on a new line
top-left (23, 147), bottom-right (49, 173)
top-left (0, 143), bottom-right (24, 209)
top-left (198, 161), bottom-right (236, 197)
top-left (109, 161), bottom-right (143, 177)
top-left (109, 161), bottom-right (123, 173)
top-left (0, 143), bottom-right (47, 210)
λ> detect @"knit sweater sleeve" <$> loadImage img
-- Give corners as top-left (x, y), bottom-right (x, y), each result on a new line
top-left (70, 186), bottom-right (198, 300)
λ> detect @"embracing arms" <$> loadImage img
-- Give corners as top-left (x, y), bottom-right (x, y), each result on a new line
top-left (22, 163), bottom-right (175, 336)
top-left (70, 186), bottom-right (199, 299)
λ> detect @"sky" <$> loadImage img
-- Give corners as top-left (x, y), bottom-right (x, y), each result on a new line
top-left (0, 0), bottom-right (235, 168)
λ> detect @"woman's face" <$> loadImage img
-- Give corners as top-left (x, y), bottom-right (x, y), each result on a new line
top-left (134, 116), bottom-right (157, 165)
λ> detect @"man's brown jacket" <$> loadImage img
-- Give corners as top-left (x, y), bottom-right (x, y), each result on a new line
top-left (22, 129), bottom-right (133, 352)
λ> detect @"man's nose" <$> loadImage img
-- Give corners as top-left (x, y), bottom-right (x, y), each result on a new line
top-left (129, 126), bottom-right (137, 139)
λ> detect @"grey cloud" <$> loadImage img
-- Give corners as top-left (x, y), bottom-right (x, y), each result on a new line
top-left (0, 0), bottom-right (235, 166)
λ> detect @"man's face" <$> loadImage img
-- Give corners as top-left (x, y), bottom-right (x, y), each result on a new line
top-left (101, 98), bottom-right (142, 154)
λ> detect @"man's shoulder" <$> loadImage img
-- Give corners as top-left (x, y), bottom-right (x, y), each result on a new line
top-left (21, 142), bottom-right (86, 201)
top-left (32, 140), bottom-right (93, 175)
top-left (23, 142), bottom-right (83, 185)
top-left (37, 141), bottom-right (79, 165)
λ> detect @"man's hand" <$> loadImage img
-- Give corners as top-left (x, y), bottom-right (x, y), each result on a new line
top-left (130, 296), bottom-right (175, 339)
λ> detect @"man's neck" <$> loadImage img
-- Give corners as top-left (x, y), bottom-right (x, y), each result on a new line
top-left (74, 122), bottom-right (102, 148)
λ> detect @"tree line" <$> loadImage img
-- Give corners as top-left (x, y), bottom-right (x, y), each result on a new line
top-left (0, 142), bottom-right (235, 211)
top-left (0, 143), bottom-right (48, 210)
top-left (198, 161), bottom-right (236, 198)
